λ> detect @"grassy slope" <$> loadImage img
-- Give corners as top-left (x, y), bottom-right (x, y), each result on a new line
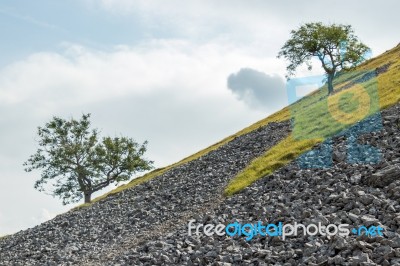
top-left (86, 44), bottom-right (400, 206)
top-left (225, 44), bottom-right (400, 195)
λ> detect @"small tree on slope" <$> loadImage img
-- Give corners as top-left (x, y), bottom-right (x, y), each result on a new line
top-left (24, 114), bottom-right (153, 204)
top-left (278, 22), bottom-right (370, 95)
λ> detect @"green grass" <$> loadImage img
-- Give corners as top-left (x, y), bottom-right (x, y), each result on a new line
top-left (224, 135), bottom-right (321, 195)
top-left (225, 44), bottom-right (400, 196)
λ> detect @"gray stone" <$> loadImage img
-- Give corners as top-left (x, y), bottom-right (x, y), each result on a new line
top-left (359, 194), bottom-right (375, 205)
top-left (205, 251), bottom-right (218, 258)
top-left (350, 253), bottom-right (370, 263)
top-left (361, 215), bottom-right (379, 226)
top-left (348, 213), bottom-right (360, 222)
top-left (366, 165), bottom-right (400, 188)
top-left (333, 237), bottom-right (348, 250)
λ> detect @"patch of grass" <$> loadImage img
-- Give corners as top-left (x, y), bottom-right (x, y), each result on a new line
top-left (225, 45), bottom-right (400, 195)
top-left (224, 135), bottom-right (321, 196)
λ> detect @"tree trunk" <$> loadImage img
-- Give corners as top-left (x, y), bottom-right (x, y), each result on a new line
top-left (84, 192), bottom-right (91, 203)
top-left (327, 73), bottom-right (334, 95)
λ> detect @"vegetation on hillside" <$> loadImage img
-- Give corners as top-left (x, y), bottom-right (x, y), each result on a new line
top-left (24, 114), bottom-right (153, 204)
top-left (225, 44), bottom-right (400, 195)
top-left (278, 22), bottom-right (370, 95)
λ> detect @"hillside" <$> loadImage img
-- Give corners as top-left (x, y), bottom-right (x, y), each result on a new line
top-left (0, 44), bottom-right (400, 265)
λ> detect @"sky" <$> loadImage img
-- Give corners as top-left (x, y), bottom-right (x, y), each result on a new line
top-left (0, 0), bottom-right (399, 235)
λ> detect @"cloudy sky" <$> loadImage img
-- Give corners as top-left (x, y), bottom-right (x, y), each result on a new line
top-left (0, 0), bottom-right (399, 235)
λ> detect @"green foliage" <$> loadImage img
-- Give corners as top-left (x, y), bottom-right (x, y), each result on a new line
top-left (24, 114), bottom-right (153, 205)
top-left (278, 22), bottom-right (370, 94)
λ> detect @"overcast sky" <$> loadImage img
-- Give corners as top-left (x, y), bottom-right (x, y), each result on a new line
top-left (0, 0), bottom-right (399, 235)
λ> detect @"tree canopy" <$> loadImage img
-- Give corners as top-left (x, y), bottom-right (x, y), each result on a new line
top-left (24, 114), bottom-right (153, 204)
top-left (278, 22), bottom-right (370, 94)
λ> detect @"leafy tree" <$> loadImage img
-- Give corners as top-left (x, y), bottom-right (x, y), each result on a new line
top-left (278, 22), bottom-right (370, 94)
top-left (24, 114), bottom-right (153, 204)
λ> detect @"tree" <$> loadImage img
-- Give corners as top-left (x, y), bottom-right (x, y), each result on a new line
top-left (278, 22), bottom-right (370, 95)
top-left (24, 114), bottom-right (153, 204)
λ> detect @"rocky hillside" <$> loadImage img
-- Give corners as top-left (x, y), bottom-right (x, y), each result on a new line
top-left (0, 122), bottom-right (291, 265)
top-left (106, 104), bottom-right (400, 266)
top-left (0, 44), bottom-right (400, 265)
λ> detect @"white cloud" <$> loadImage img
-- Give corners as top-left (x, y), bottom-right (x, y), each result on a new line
top-left (85, 0), bottom-right (288, 51)
top-left (86, 0), bottom-right (400, 56)
top-left (0, 39), bottom-right (286, 108)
